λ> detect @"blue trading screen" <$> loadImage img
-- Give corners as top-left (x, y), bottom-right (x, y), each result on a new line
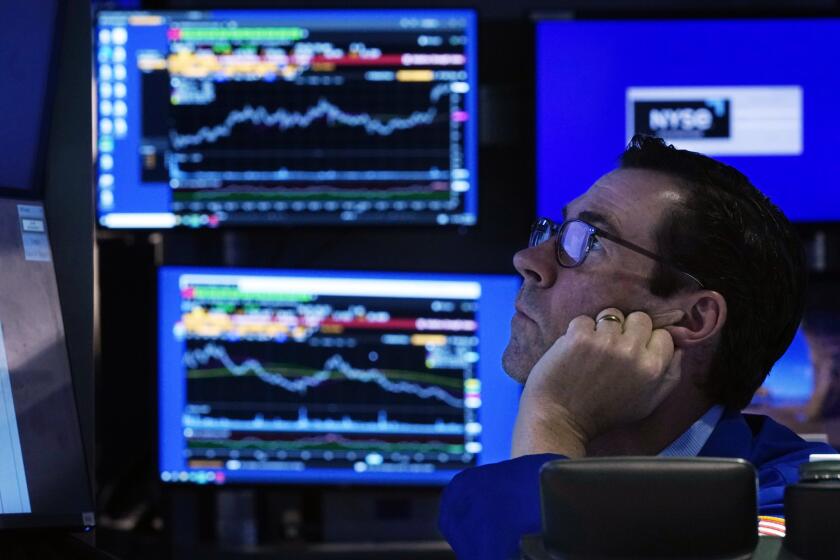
top-left (537, 19), bottom-right (840, 222)
top-left (158, 268), bottom-right (521, 485)
top-left (95, 10), bottom-right (477, 228)
top-left (749, 312), bottom-right (840, 441)
top-left (753, 330), bottom-right (813, 408)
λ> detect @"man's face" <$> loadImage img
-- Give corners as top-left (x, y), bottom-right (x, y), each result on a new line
top-left (502, 168), bottom-right (686, 383)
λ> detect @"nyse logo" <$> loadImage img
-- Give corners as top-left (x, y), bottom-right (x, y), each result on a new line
top-left (634, 100), bottom-right (730, 139)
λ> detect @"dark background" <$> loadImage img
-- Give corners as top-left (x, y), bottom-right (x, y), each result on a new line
top-left (37, 0), bottom-right (840, 557)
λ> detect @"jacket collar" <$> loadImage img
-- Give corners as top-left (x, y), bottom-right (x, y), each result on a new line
top-left (698, 408), bottom-right (756, 459)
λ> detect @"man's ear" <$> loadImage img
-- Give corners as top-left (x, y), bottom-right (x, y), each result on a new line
top-left (665, 290), bottom-right (727, 348)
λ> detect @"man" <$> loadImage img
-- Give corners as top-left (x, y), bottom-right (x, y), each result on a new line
top-left (438, 135), bottom-right (837, 559)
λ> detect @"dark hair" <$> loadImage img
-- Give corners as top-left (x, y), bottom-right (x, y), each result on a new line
top-left (620, 134), bottom-right (807, 410)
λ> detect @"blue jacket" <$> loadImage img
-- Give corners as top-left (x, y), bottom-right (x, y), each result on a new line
top-left (438, 410), bottom-right (837, 560)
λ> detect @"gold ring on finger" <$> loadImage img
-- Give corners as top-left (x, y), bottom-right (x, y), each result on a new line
top-left (596, 314), bottom-right (624, 327)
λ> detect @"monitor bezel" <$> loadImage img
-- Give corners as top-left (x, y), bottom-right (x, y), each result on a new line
top-left (532, 9), bottom-right (840, 227)
top-left (0, 198), bottom-right (96, 532)
top-left (532, 6), bottom-right (840, 21)
top-left (92, 7), bottom-right (480, 231)
top-left (156, 265), bottom-right (521, 488)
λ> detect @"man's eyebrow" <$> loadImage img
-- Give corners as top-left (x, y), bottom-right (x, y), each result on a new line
top-left (575, 210), bottom-right (621, 234)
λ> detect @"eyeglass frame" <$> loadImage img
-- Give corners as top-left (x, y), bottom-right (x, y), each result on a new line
top-left (529, 217), bottom-right (705, 289)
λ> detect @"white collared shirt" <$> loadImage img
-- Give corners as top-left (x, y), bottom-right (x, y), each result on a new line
top-left (658, 405), bottom-right (725, 457)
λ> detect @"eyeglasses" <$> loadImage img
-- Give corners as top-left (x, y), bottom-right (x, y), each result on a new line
top-left (529, 217), bottom-right (704, 289)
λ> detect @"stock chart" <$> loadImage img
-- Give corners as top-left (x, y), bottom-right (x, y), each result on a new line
top-left (96, 10), bottom-right (477, 228)
top-left (157, 269), bottom-right (528, 485)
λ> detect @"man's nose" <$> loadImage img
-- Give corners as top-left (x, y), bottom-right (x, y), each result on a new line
top-left (513, 238), bottom-right (558, 288)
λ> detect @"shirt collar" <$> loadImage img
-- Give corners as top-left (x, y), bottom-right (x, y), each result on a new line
top-left (659, 405), bottom-right (725, 457)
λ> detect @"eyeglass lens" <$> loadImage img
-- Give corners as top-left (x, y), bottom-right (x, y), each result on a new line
top-left (530, 219), bottom-right (593, 267)
top-left (558, 220), bottom-right (591, 267)
top-left (529, 220), bottom-right (554, 247)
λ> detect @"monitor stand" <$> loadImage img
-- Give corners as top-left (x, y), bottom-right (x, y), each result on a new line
top-left (319, 488), bottom-right (442, 542)
top-left (165, 486), bottom-right (446, 558)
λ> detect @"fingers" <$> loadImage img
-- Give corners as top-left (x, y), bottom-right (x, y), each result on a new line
top-left (575, 307), bottom-right (677, 357)
top-left (593, 310), bottom-right (675, 357)
top-left (595, 307), bottom-right (625, 335)
top-left (659, 348), bottom-right (683, 395)
top-left (648, 348), bottom-right (684, 412)
top-left (664, 348), bottom-right (683, 382)
top-left (623, 311), bottom-right (653, 344)
top-left (649, 309), bottom-right (685, 329)
top-left (567, 314), bottom-right (595, 335)
top-left (647, 327), bottom-right (675, 360)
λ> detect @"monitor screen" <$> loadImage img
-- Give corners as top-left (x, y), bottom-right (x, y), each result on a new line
top-left (0, 0), bottom-right (59, 195)
top-left (158, 268), bottom-right (521, 485)
top-left (0, 198), bottom-right (94, 530)
top-left (537, 18), bottom-right (840, 222)
top-left (94, 10), bottom-right (478, 229)
top-left (749, 304), bottom-right (840, 447)
top-left (754, 330), bottom-right (814, 409)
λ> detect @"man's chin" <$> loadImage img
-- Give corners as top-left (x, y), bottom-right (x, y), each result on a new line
top-left (501, 344), bottom-right (531, 385)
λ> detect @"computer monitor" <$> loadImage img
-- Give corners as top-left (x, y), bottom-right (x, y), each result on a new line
top-left (94, 10), bottom-right (478, 229)
top-left (537, 18), bottom-right (840, 222)
top-left (754, 330), bottom-right (814, 410)
top-left (749, 301), bottom-right (840, 447)
top-left (0, 197), bottom-right (94, 530)
top-left (0, 0), bottom-right (59, 196)
top-left (158, 267), bottom-right (521, 485)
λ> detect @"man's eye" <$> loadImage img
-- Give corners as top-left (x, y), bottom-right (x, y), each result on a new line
top-left (590, 236), bottom-right (603, 250)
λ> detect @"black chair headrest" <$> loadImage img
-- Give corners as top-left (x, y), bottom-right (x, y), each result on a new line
top-left (538, 457), bottom-right (758, 559)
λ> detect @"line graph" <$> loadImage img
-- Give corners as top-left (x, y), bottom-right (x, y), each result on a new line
top-left (184, 342), bottom-right (464, 408)
top-left (189, 434), bottom-right (464, 454)
top-left (170, 271), bottom-right (483, 477)
top-left (171, 181), bottom-right (451, 203)
top-left (170, 83), bottom-right (451, 149)
top-left (123, 10), bottom-right (477, 227)
top-left (157, 73), bottom-right (470, 223)
top-left (182, 411), bottom-right (467, 435)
